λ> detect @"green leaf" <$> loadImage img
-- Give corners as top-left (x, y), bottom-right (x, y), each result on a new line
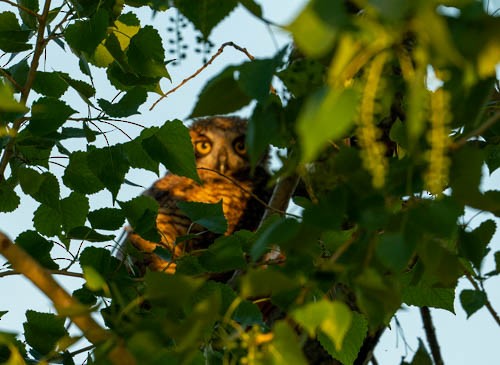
top-left (0, 11), bottom-right (32, 52)
top-left (60, 193), bottom-right (89, 232)
top-left (402, 285), bottom-right (455, 313)
top-left (33, 204), bottom-right (62, 237)
top-left (450, 145), bottom-right (484, 203)
top-left (177, 200), bottom-right (227, 234)
top-left (5, 59), bottom-right (29, 93)
top-left (376, 233), bottom-right (415, 272)
top-left (88, 145), bottom-right (130, 200)
top-left (485, 144), bottom-right (500, 175)
top-left (0, 81), bottom-right (28, 113)
top-left (198, 234), bottom-right (246, 272)
top-left (297, 87), bottom-right (359, 163)
top-left (0, 181), bottom-right (20, 212)
top-left (144, 271), bottom-right (205, 308)
top-left (65, 9), bottom-right (108, 55)
top-left (122, 135), bottom-right (159, 173)
top-left (240, 268), bottom-right (298, 298)
top-left (63, 151), bottom-right (105, 194)
top-left (127, 26), bottom-right (169, 78)
top-left (175, 0), bottom-right (238, 38)
top-left (287, 3), bottom-right (336, 58)
top-left (18, 169), bottom-right (60, 208)
top-left (88, 208), bottom-right (126, 230)
top-left (238, 50), bottom-right (285, 102)
top-left (66, 226), bottom-right (114, 242)
top-left (14, 130), bottom-right (54, 168)
top-left (265, 321), bottom-right (308, 365)
top-left (28, 97), bottom-right (76, 135)
top-left (190, 66), bottom-right (251, 118)
top-left (460, 289), bottom-right (487, 318)
top-left (82, 266), bottom-right (108, 292)
top-left (23, 311), bottom-right (68, 356)
top-left (239, 0), bottom-right (262, 17)
top-left (32, 71), bottom-right (69, 98)
top-left (405, 339), bottom-right (433, 365)
top-left (72, 286), bottom-right (97, 306)
top-left (119, 195), bottom-right (160, 242)
top-left (250, 218), bottom-right (300, 261)
top-left (142, 120), bottom-right (200, 182)
top-left (318, 312), bottom-right (368, 365)
top-left (15, 231), bottom-right (58, 270)
top-left (458, 220), bottom-right (496, 270)
top-left (107, 62), bottom-right (162, 92)
top-left (98, 87), bottom-right (147, 117)
top-left (58, 74), bottom-right (96, 104)
top-left (292, 299), bottom-right (352, 351)
top-left (17, 0), bottom-right (39, 29)
top-left (277, 58), bottom-right (325, 97)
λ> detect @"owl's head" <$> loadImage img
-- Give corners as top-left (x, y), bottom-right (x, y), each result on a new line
top-left (189, 116), bottom-right (263, 180)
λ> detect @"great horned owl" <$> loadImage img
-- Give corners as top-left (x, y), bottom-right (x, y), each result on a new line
top-left (124, 116), bottom-right (271, 274)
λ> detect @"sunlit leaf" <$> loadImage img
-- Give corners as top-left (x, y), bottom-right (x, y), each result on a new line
top-left (318, 312), bottom-right (368, 365)
top-left (0, 81), bottom-right (28, 113)
top-left (297, 87), bottom-right (359, 163)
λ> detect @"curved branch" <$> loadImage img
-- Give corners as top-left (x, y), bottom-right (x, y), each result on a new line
top-left (0, 231), bottom-right (136, 364)
top-left (420, 306), bottom-right (444, 365)
top-left (0, 269), bottom-right (84, 279)
top-left (150, 41), bottom-right (255, 111)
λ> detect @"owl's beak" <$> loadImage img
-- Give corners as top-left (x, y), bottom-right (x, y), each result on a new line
top-left (218, 148), bottom-right (228, 174)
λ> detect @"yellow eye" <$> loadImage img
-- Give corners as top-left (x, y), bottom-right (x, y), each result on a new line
top-left (234, 139), bottom-right (246, 155)
top-left (195, 140), bottom-right (212, 155)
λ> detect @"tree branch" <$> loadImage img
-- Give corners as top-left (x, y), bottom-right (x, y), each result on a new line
top-left (0, 269), bottom-right (84, 279)
top-left (451, 111), bottom-right (500, 150)
top-left (0, 231), bottom-right (136, 364)
top-left (150, 41), bottom-right (255, 111)
top-left (420, 306), bottom-right (444, 365)
top-left (0, 0), bottom-right (52, 181)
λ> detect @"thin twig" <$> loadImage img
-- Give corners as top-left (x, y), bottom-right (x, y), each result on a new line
top-left (451, 111), bottom-right (500, 150)
top-left (420, 306), bottom-right (444, 365)
top-left (0, 0), bottom-right (41, 19)
top-left (197, 167), bottom-right (300, 218)
top-left (464, 271), bottom-right (500, 326)
top-left (0, 269), bottom-right (84, 278)
top-left (150, 41), bottom-right (255, 111)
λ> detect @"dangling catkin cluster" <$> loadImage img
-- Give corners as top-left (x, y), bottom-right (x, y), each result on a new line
top-left (425, 88), bottom-right (451, 195)
top-left (356, 52), bottom-right (388, 189)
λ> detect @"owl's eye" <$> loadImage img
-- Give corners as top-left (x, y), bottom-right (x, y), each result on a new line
top-left (233, 138), bottom-right (246, 155)
top-left (195, 140), bottom-right (212, 155)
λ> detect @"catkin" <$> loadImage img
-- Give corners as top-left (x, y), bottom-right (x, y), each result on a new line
top-left (356, 52), bottom-right (388, 189)
top-left (425, 88), bottom-right (451, 195)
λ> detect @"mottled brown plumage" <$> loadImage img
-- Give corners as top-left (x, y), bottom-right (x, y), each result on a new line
top-left (125, 116), bottom-right (271, 274)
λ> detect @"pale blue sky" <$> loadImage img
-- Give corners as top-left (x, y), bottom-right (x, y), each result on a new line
top-left (0, 1), bottom-right (499, 364)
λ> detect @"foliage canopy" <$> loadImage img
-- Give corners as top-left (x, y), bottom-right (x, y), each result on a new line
top-left (0, 0), bottom-right (499, 364)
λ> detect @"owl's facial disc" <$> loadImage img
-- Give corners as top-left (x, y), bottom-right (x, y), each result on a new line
top-left (192, 131), bottom-right (249, 179)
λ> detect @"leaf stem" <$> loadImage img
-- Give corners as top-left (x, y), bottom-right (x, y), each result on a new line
top-left (420, 306), bottom-right (444, 365)
top-left (0, 269), bottom-right (84, 278)
top-left (464, 271), bottom-right (500, 326)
